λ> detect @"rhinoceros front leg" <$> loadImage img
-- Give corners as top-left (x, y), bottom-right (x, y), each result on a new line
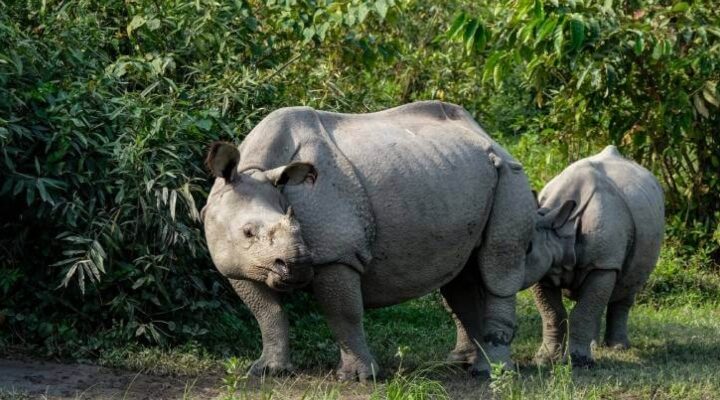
top-left (312, 264), bottom-right (378, 382)
top-left (568, 269), bottom-right (617, 368)
top-left (229, 278), bottom-right (294, 376)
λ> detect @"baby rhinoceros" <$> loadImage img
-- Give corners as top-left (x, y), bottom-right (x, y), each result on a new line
top-left (522, 145), bottom-right (664, 368)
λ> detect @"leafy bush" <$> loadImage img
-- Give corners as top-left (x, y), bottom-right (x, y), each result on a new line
top-left (1, 0), bottom-right (718, 356)
top-left (445, 0), bottom-right (720, 254)
top-left (0, 0), bottom-right (399, 353)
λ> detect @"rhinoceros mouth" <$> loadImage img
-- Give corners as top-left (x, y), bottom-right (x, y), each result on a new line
top-left (265, 259), bottom-right (314, 292)
top-left (267, 272), bottom-right (313, 292)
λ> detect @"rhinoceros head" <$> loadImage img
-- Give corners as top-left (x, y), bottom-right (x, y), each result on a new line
top-left (523, 200), bottom-right (577, 286)
top-left (201, 142), bottom-right (315, 291)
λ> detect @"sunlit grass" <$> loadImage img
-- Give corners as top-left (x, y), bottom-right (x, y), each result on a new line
top-left (85, 288), bottom-right (720, 399)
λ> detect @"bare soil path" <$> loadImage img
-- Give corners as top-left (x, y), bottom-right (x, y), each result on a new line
top-left (0, 358), bottom-right (221, 399)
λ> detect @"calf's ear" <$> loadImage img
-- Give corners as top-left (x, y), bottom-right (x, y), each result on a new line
top-left (265, 162), bottom-right (317, 186)
top-left (206, 142), bottom-right (240, 181)
top-left (538, 200), bottom-right (577, 230)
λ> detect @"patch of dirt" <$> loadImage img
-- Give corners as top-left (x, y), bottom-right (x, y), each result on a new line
top-left (0, 357), bottom-right (484, 399)
top-left (0, 358), bottom-right (221, 399)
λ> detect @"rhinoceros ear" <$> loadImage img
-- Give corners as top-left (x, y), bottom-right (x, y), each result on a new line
top-left (206, 142), bottom-right (240, 181)
top-left (538, 200), bottom-right (576, 230)
top-left (265, 162), bottom-right (317, 187)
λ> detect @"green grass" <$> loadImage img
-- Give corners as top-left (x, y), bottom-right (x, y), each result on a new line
top-left (0, 390), bottom-right (32, 400)
top-left (88, 289), bottom-right (719, 399)
top-left (5, 245), bottom-right (715, 399)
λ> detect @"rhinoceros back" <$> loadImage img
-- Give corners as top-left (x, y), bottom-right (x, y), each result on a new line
top-left (315, 101), bottom-right (525, 305)
top-left (588, 146), bottom-right (665, 292)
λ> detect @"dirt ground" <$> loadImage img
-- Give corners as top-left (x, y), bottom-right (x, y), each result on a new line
top-left (0, 358), bottom-right (221, 399)
top-left (0, 357), bottom-right (487, 400)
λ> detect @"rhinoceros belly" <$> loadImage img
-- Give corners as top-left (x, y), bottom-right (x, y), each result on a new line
top-left (325, 116), bottom-right (498, 307)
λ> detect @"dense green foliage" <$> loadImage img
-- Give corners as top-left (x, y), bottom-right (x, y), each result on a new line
top-left (1, 0), bottom-right (718, 356)
top-left (447, 0), bottom-right (720, 251)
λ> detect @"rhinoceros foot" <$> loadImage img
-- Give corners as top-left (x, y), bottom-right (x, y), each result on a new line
top-left (470, 341), bottom-right (513, 380)
top-left (604, 338), bottom-right (631, 350)
top-left (569, 352), bottom-right (596, 369)
top-left (248, 355), bottom-right (295, 377)
top-left (533, 342), bottom-right (564, 366)
top-left (336, 356), bottom-right (379, 382)
top-left (446, 347), bottom-right (477, 365)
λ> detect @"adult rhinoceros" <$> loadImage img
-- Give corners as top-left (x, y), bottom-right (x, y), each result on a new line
top-left (201, 101), bottom-right (535, 380)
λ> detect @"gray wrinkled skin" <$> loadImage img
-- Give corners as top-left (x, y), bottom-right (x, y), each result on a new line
top-left (522, 145), bottom-right (665, 367)
top-left (202, 101), bottom-right (535, 380)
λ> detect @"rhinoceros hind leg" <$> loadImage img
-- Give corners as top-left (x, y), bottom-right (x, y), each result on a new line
top-left (471, 292), bottom-right (516, 376)
top-left (568, 269), bottom-right (617, 368)
top-left (604, 294), bottom-right (635, 350)
top-left (440, 265), bottom-right (482, 368)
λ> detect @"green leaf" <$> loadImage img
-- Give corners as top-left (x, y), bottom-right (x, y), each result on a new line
top-left (345, 11), bottom-right (357, 26)
top-left (146, 18), bottom-right (161, 31)
top-left (707, 27), bottom-right (720, 38)
top-left (317, 22), bottom-right (330, 41)
top-left (36, 179), bottom-right (53, 204)
top-left (375, 0), bottom-right (388, 19)
top-left (553, 21), bottom-right (565, 56)
top-left (195, 119), bottom-right (212, 131)
top-left (533, 0), bottom-right (544, 19)
top-left (652, 40), bottom-right (663, 60)
top-left (357, 4), bottom-right (370, 23)
top-left (493, 61), bottom-right (504, 88)
top-left (447, 12), bottom-right (467, 39)
top-left (474, 25), bottom-right (487, 52)
top-left (26, 185), bottom-right (35, 205)
top-left (482, 52), bottom-right (501, 83)
top-left (670, 2), bottom-right (689, 13)
top-left (634, 35), bottom-right (645, 55)
top-left (569, 19), bottom-right (585, 51)
top-left (535, 16), bottom-right (559, 45)
top-left (302, 26), bottom-right (315, 43)
top-left (576, 64), bottom-right (593, 89)
top-left (694, 94), bottom-right (710, 118)
top-left (703, 81), bottom-right (719, 107)
top-left (463, 19), bottom-right (479, 52)
top-left (663, 39), bottom-right (673, 57)
top-left (127, 15), bottom-right (146, 37)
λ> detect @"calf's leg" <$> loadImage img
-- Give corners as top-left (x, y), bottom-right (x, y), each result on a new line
top-left (531, 281), bottom-right (567, 365)
top-left (604, 294), bottom-right (635, 349)
top-left (568, 269), bottom-right (617, 368)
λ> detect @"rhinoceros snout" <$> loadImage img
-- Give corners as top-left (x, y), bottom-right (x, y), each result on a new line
top-left (272, 259), bottom-right (290, 279)
top-left (267, 254), bottom-right (314, 291)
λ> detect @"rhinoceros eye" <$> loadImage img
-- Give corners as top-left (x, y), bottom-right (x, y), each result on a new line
top-left (242, 223), bottom-right (257, 238)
